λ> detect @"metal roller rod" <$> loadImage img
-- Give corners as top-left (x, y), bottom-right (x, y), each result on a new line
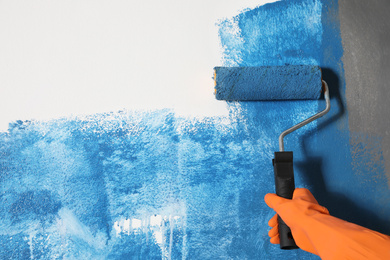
top-left (279, 80), bottom-right (330, 152)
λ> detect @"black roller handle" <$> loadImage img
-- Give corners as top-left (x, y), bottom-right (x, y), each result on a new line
top-left (272, 151), bottom-right (299, 250)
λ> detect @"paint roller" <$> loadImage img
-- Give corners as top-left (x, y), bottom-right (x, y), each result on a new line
top-left (213, 65), bottom-right (330, 250)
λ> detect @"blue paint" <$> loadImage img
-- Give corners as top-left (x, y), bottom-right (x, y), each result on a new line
top-left (0, 110), bottom-right (315, 259)
top-left (218, 0), bottom-right (323, 67)
top-left (214, 65), bottom-right (322, 101)
top-left (1, 0), bottom-right (389, 259)
top-left (0, 233), bottom-right (30, 259)
top-left (9, 190), bottom-right (61, 222)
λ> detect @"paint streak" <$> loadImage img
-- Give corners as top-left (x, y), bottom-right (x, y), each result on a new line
top-left (1, 0), bottom-right (389, 259)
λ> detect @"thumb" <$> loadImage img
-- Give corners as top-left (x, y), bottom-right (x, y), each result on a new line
top-left (264, 193), bottom-right (289, 210)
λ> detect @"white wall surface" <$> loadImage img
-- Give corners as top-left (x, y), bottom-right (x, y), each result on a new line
top-left (0, 0), bottom-right (278, 131)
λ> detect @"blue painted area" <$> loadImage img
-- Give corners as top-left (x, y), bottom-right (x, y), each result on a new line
top-left (1, 0), bottom-right (389, 259)
top-left (9, 190), bottom-right (61, 222)
top-left (218, 0), bottom-right (323, 67)
top-left (0, 110), bottom-right (317, 259)
top-left (214, 65), bottom-right (322, 101)
top-left (0, 233), bottom-right (30, 259)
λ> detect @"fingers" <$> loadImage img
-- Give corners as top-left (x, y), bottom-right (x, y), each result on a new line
top-left (268, 214), bottom-right (278, 227)
top-left (270, 235), bottom-right (280, 244)
top-left (268, 225), bottom-right (278, 237)
top-left (266, 189), bottom-right (319, 207)
top-left (268, 216), bottom-right (280, 245)
top-left (264, 193), bottom-right (289, 209)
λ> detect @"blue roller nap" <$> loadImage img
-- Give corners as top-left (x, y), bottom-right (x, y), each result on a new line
top-left (214, 65), bottom-right (322, 101)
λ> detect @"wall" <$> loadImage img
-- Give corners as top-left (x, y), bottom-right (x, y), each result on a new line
top-left (1, 0), bottom-right (389, 259)
top-left (340, 0), bottom-right (390, 185)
